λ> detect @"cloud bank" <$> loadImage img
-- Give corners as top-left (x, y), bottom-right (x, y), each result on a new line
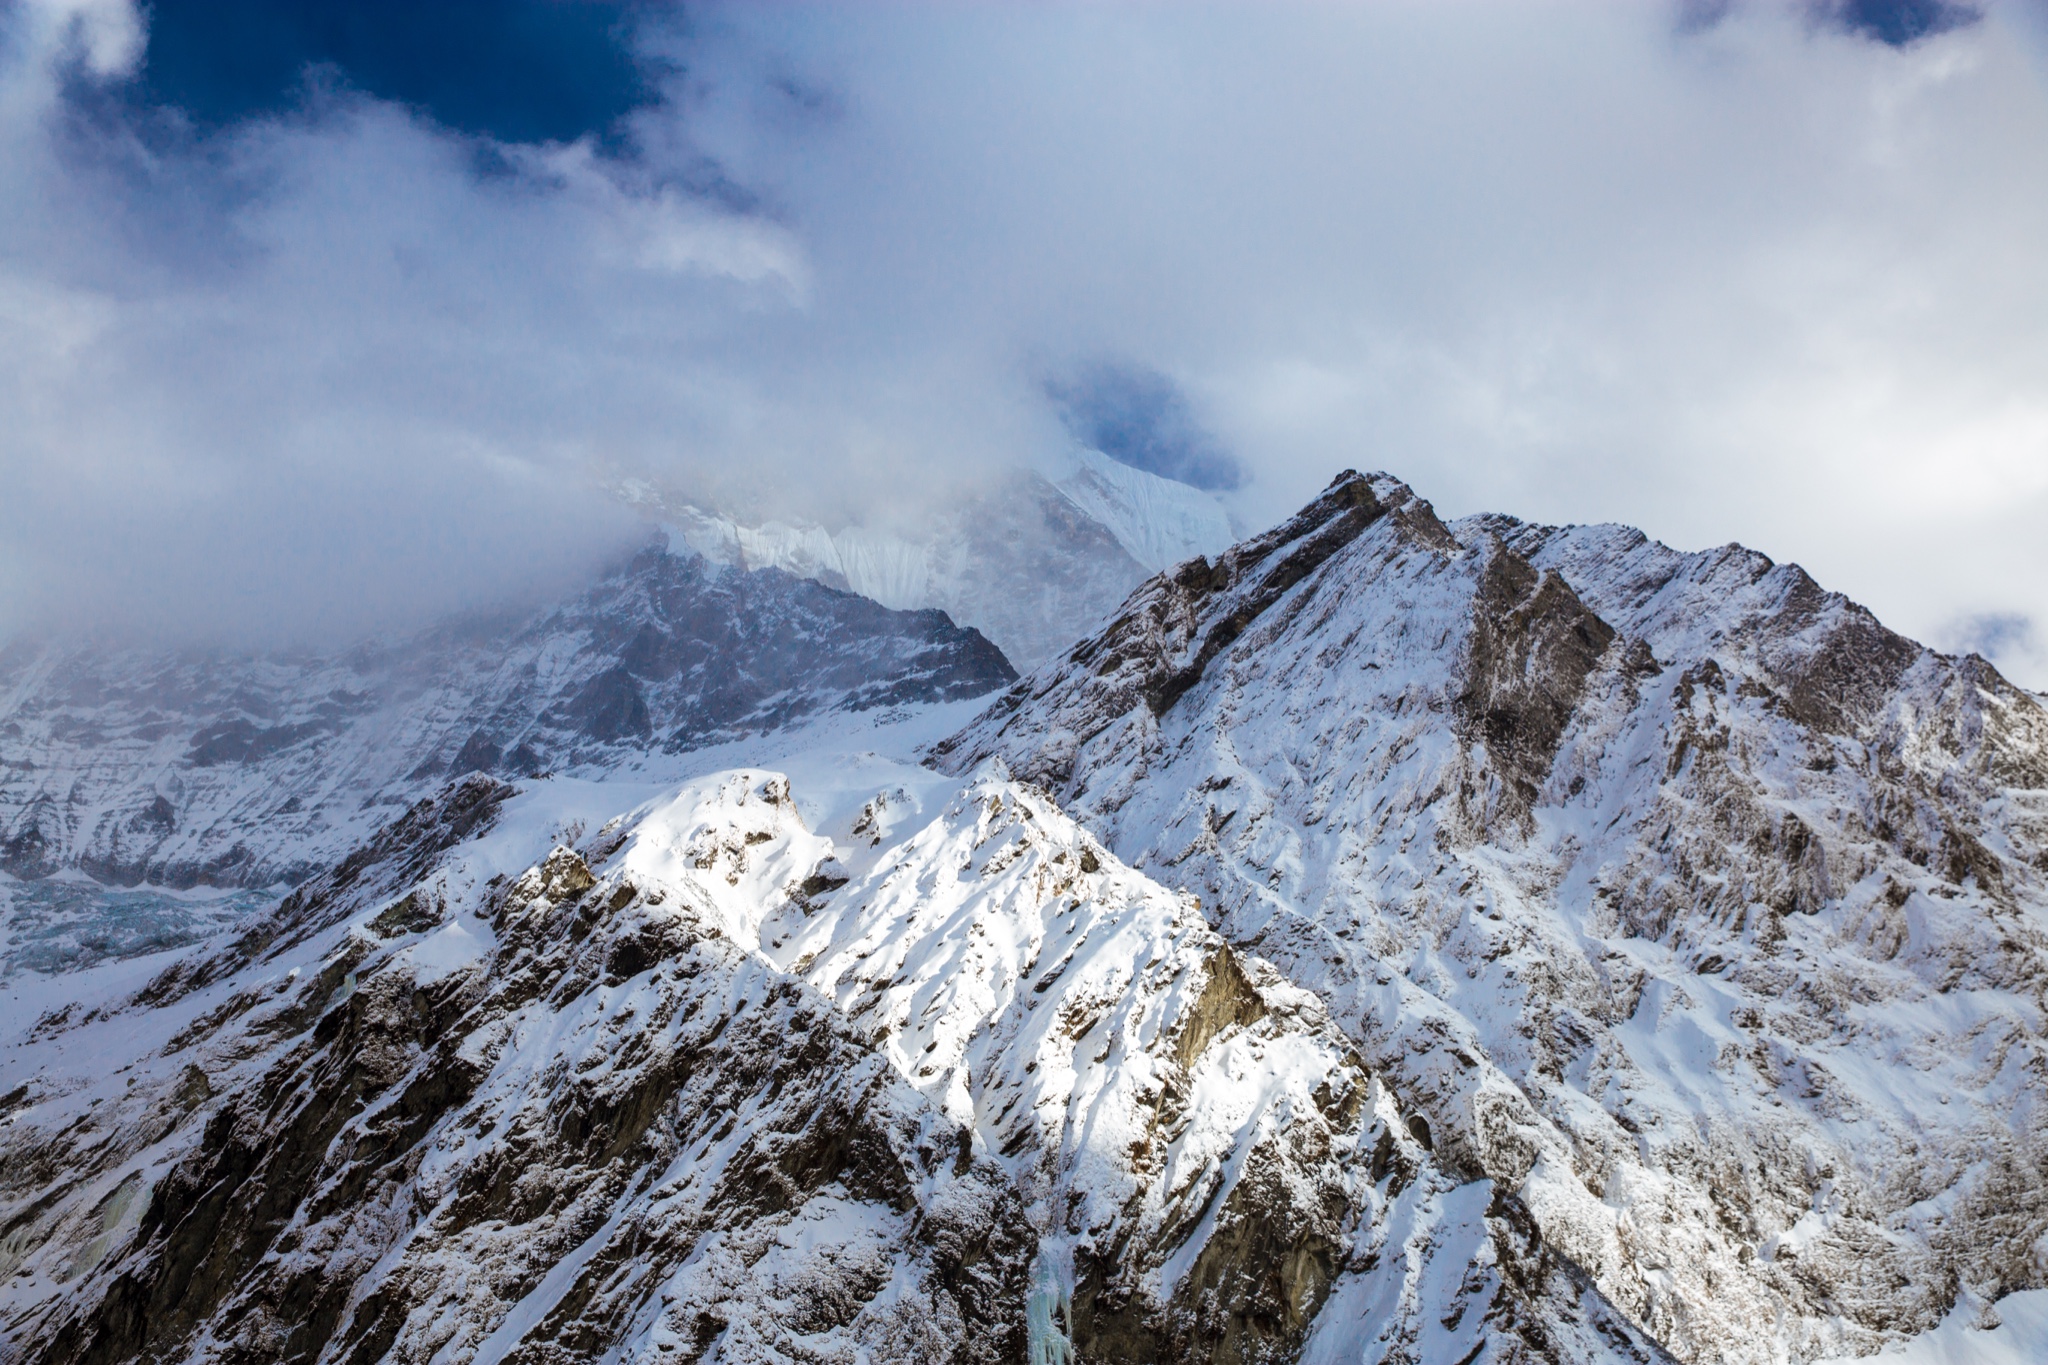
top-left (3, 0), bottom-right (2047, 684)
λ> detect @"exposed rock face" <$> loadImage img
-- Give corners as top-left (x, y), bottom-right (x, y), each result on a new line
top-left (5, 756), bottom-right (1661, 1363)
top-left (936, 471), bottom-right (2048, 1363)
top-left (0, 546), bottom-right (1014, 892)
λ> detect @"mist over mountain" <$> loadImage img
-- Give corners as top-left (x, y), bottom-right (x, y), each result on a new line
top-left (7, 2), bottom-right (2048, 1361)
top-left (4, 1), bottom-right (2048, 681)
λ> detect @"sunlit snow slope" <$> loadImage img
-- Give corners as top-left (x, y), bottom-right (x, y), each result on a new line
top-left (0, 705), bottom-right (1660, 1364)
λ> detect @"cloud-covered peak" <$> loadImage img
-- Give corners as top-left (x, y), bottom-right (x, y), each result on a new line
top-left (1044, 360), bottom-right (1244, 492)
top-left (3, 1), bottom-right (2047, 687)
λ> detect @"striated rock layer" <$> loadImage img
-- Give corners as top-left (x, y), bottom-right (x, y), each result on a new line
top-left (935, 470), bottom-right (2048, 1364)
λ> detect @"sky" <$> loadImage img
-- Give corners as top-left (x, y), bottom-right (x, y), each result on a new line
top-left (2, 0), bottom-right (2046, 686)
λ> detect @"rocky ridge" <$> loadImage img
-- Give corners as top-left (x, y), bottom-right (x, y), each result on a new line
top-left (0, 545), bottom-right (1014, 897)
top-left (0, 736), bottom-right (1668, 1363)
top-left (935, 470), bottom-right (2048, 1363)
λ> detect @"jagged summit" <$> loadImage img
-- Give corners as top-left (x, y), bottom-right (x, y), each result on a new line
top-left (938, 468), bottom-right (2048, 1363)
top-left (934, 466), bottom-right (1619, 816)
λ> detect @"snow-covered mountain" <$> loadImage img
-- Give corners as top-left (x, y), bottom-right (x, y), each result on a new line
top-left (1052, 449), bottom-right (1238, 575)
top-left (651, 450), bottom-right (1238, 670)
top-left (936, 471), bottom-right (2048, 1364)
top-left (0, 708), bottom-right (1665, 1364)
top-left (6, 467), bottom-right (2047, 1363)
top-left (0, 544), bottom-right (1013, 899)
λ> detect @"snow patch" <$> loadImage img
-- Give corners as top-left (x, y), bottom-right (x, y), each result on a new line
top-left (398, 919), bottom-right (488, 984)
top-left (1816, 1291), bottom-right (2048, 1365)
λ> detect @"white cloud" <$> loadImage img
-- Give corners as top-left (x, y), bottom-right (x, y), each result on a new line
top-left (680, 0), bottom-right (2048, 681)
top-left (19, 0), bottom-right (143, 78)
top-left (2, 1), bottom-right (2047, 684)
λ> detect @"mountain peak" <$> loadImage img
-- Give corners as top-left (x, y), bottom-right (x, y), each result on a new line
top-left (935, 469), bottom-right (2048, 1363)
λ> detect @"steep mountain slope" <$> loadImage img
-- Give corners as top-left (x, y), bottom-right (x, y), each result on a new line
top-left (0, 545), bottom-right (1013, 898)
top-left (935, 471), bottom-right (2048, 1364)
top-left (657, 452), bottom-right (1237, 670)
top-left (0, 719), bottom-right (1663, 1364)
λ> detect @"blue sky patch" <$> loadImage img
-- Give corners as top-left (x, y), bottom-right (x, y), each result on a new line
top-left (129, 0), bottom-right (662, 142)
